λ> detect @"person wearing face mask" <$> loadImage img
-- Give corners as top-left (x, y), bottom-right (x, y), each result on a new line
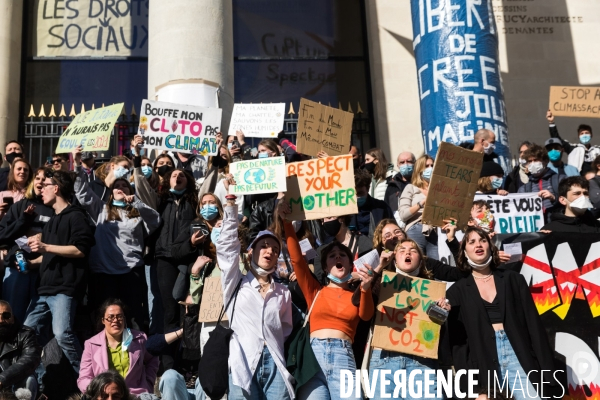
top-left (541, 176), bottom-right (600, 232)
top-left (472, 129), bottom-right (498, 161)
top-left (384, 152), bottom-right (416, 214)
top-left (518, 144), bottom-right (565, 222)
top-left (73, 147), bottom-right (161, 331)
top-left (399, 155), bottom-right (439, 258)
top-left (89, 156), bottom-right (133, 202)
top-left (242, 140), bottom-right (280, 224)
top-left (477, 162), bottom-right (508, 196)
top-left (349, 145), bottom-right (363, 170)
top-left (276, 202), bottom-right (374, 400)
top-left (350, 169), bottom-right (393, 238)
top-left (446, 226), bottom-right (560, 400)
top-left (363, 148), bottom-right (394, 201)
top-left (0, 141), bottom-right (25, 192)
top-left (153, 154), bottom-right (175, 185)
top-left (544, 138), bottom-right (579, 177)
top-left (217, 194), bottom-right (294, 400)
top-left (547, 110), bottom-right (600, 174)
top-left (505, 142), bottom-right (532, 193)
top-left (214, 146), bottom-right (246, 221)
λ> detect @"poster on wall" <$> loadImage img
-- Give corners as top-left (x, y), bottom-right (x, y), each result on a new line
top-left (138, 100), bottom-right (222, 156)
top-left (34, 0), bottom-right (149, 58)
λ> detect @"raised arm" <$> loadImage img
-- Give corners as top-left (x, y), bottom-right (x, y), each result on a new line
top-left (217, 203), bottom-right (242, 305)
top-left (132, 198), bottom-right (161, 236)
top-left (74, 167), bottom-right (104, 221)
top-left (547, 110), bottom-right (574, 153)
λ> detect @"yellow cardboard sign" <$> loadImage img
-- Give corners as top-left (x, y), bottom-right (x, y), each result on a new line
top-left (56, 103), bottom-right (124, 153)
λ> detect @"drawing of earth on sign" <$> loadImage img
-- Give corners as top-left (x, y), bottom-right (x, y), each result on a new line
top-left (244, 168), bottom-right (267, 184)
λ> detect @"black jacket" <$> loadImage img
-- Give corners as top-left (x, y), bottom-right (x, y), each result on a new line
top-left (0, 324), bottom-right (41, 387)
top-left (383, 173), bottom-right (410, 213)
top-left (0, 168), bottom-right (8, 192)
top-left (351, 195), bottom-right (393, 237)
top-left (446, 269), bottom-right (559, 395)
top-left (38, 204), bottom-right (95, 300)
top-left (505, 165), bottom-right (526, 193)
top-left (0, 197), bottom-right (54, 267)
top-left (248, 197), bottom-right (276, 245)
top-left (542, 210), bottom-right (600, 233)
top-left (155, 194), bottom-right (197, 259)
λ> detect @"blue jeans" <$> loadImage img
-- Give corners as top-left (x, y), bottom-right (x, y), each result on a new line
top-left (3, 268), bottom-right (38, 323)
top-left (159, 369), bottom-right (198, 400)
top-left (145, 262), bottom-right (164, 335)
top-left (494, 330), bottom-right (540, 400)
top-left (228, 346), bottom-right (291, 400)
top-left (367, 349), bottom-right (442, 400)
top-left (297, 338), bottom-right (357, 400)
top-left (407, 223), bottom-right (438, 260)
top-left (24, 294), bottom-right (82, 374)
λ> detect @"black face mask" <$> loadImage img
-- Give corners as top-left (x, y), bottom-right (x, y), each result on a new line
top-left (362, 162), bottom-right (376, 174)
top-left (212, 155), bottom-right (229, 169)
top-left (5, 152), bottom-right (22, 165)
top-left (323, 219), bottom-right (342, 237)
top-left (156, 165), bottom-right (174, 177)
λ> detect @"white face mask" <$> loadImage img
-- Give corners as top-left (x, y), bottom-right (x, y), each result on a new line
top-left (569, 196), bottom-right (593, 216)
top-left (465, 252), bottom-right (492, 270)
top-left (518, 158), bottom-right (527, 167)
top-left (527, 161), bottom-right (544, 176)
top-left (251, 259), bottom-right (275, 277)
top-left (483, 142), bottom-right (496, 155)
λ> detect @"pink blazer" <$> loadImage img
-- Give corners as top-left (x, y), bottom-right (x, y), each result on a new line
top-left (77, 329), bottom-right (159, 395)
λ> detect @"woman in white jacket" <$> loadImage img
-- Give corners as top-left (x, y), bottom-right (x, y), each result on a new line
top-left (364, 148), bottom-right (394, 201)
top-left (398, 155), bottom-right (437, 259)
top-left (73, 146), bottom-right (161, 331)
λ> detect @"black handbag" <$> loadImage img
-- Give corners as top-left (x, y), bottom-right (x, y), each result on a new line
top-left (286, 291), bottom-right (322, 389)
top-left (197, 278), bottom-right (242, 400)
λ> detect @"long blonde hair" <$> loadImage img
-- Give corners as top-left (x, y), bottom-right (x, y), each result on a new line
top-left (411, 155), bottom-right (434, 190)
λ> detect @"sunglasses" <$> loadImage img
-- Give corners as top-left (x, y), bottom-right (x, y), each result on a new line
top-left (103, 314), bottom-right (125, 323)
top-left (52, 159), bottom-right (64, 164)
top-left (0, 312), bottom-right (11, 320)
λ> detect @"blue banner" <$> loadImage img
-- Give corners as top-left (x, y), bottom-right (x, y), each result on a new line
top-left (410, 0), bottom-right (510, 170)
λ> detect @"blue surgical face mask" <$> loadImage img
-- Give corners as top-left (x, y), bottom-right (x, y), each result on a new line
top-left (258, 152), bottom-right (269, 159)
top-left (170, 188), bottom-right (186, 195)
top-left (141, 165), bottom-right (153, 178)
top-left (357, 196), bottom-right (367, 207)
top-left (327, 272), bottom-right (353, 284)
top-left (422, 167), bottom-right (433, 181)
top-left (491, 177), bottom-right (503, 189)
top-left (547, 149), bottom-right (561, 162)
top-left (210, 227), bottom-right (221, 244)
top-left (200, 204), bottom-right (220, 220)
top-left (112, 200), bottom-right (127, 207)
top-left (580, 134), bottom-right (591, 144)
top-left (113, 166), bottom-right (130, 179)
top-left (399, 164), bottom-right (414, 177)
top-left (228, 143), bottom-right (233, 150)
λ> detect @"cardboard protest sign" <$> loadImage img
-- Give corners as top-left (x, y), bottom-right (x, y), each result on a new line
top-left (230, 156), bottom-right (287, 195)
top-left (55, 103), bottom-right (123, 153)
top-left (475, 193), bottom-right (544, 233)
top-left (372, 271), bottom-right (446, 359)
top-left (421, 142), bottom-right (483, 228)
top-left (549, 86), bottom-right (600, 118)
top-left (227, 103), bottom-right (285, 138)
top-left (198, 277), bottom-right (227, 323)
top-left (296, 98), bottom-right (354, 157)
top-left (138, 100), bottom-right (222, 156)
top-left (283, 155), bottom-right (357, 221)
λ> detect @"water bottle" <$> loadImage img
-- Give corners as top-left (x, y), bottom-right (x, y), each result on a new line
top-left (15, 250), bottom-right (28, 274)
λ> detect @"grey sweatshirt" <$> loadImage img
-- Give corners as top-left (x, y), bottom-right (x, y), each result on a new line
top-left (74, 168), bottom-right (162, 274)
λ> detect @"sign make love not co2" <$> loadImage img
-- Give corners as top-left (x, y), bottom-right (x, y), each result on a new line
top-left (138, 100), bottom-right (222, 156)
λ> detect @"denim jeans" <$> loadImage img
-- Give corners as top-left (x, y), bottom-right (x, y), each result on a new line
top-left (367, 349), bottom-right (442, 400)
top-left (146, 262), bottom-right (164, 335)
top-left (3, 268), bottom-right (38, 323)
top-left (407, 223), bottom-right (439, 260)
top-left (297, 338), bottom-right (357, 400)
top-left (494, 330), bottom-right (540, 400)
top-left (228, 346), bottom-right (291, 400)
top-left (24, 294), bottom-right (82, 374)
top-left (158, 369), bottom-right (198, 400)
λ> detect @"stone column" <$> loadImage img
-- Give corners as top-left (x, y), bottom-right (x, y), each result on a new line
top-left (148, 0), bottom-right (234, 133)
top-left (0, 1), bottom-right (23, 157)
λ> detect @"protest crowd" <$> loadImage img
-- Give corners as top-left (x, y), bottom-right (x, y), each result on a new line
top-left (0, 106), bottom-right (597, 400)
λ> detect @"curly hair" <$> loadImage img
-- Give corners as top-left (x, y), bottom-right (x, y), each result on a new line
top-left (394, 239), bottom-right (433, 279)
top-left (455, 226), bottom-right (501, 273)
top-left (158, 168), bottom-right (199, 212)
top-left (372, 218), bottom-right (405, 254)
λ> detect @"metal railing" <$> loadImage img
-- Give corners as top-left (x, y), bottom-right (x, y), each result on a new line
top-left (21, 102), bottom-right (372, 166)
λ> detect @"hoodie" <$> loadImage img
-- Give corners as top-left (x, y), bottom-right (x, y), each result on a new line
top-left (38, 204), bottom-right (95, 299)
top-left (542, 210), bottom-right (600, 233)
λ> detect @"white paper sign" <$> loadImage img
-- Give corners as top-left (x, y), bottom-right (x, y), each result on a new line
top-left (353, 249), bottom-right (380, 271)
top-left (229, 157), bottom-right (287, 195)
top-left (227, 103), bottom-right (286, 138)
top-left (15, 236), bottom-right (31, 253)
top-left (503, 243), bottom-right (523, 263)
top-left (299, 238), bottom-right (317, 260)
top-left (138, 100), bottom-right (222, 156)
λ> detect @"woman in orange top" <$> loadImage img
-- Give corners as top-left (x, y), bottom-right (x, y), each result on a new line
top-left (277, 204), bottom-right (374, 400)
